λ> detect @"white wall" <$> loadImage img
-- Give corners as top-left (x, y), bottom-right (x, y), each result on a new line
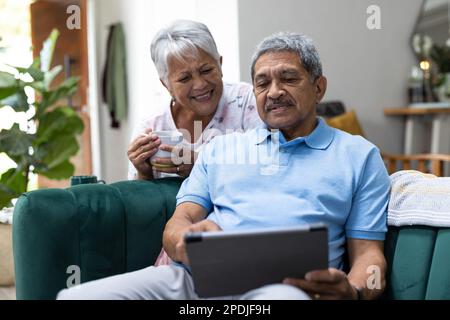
top-left (238, 0), bottom-right (424, 153)
top-left (90, 0), bottom-right (424, 182)
top-left (89, 0), bottom-right (239, 183)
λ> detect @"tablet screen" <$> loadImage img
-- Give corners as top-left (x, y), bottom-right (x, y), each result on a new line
top-left (185, 223), bottom-right (328, 298)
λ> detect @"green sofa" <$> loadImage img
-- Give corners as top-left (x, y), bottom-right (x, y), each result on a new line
top-left (12, 178), bottom-right (450, 300)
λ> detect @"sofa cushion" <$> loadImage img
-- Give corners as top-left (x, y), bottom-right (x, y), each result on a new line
top-left (13, 178), bottom-right (184, 299)
top-left (325, 110), bottom-right (365, 136)
top-left (384, 225), bottom-right (450, 300)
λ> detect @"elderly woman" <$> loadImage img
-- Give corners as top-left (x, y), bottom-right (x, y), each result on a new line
top-left (128, 20), bottom-right (261, 180)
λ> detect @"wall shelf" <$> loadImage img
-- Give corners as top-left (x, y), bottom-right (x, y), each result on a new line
top-left (384, 107), bottom-right (450, 155)
top-left (384, 107), bottom-right (450, 116)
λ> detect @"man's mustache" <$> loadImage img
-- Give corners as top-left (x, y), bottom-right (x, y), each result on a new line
top-left (265, 98), bottom-right (295, 111)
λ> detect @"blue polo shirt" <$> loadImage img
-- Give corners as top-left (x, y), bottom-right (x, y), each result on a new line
top-left (176, 118), bottom-right (390, 269)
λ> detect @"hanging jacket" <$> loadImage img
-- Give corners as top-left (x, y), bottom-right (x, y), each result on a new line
top-left (102, 22), bottom-right (127, 128)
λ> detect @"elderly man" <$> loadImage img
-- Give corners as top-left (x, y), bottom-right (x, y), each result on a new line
top-left (58, 32), bottom-right (390, 300)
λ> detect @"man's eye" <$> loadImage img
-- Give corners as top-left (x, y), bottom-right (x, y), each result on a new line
top-left (283, 78), bottom-right (297, 83)
top-left (256, 81), bottom-right (268, 87)
top-left (201, 68), bottom-right (213, 74)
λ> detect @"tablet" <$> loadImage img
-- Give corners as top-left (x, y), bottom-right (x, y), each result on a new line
top-left (184, 223), bottom-right (328, 298)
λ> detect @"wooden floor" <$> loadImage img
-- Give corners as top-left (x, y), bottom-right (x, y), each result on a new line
top-left (0, 286), bottom-right (16, 300)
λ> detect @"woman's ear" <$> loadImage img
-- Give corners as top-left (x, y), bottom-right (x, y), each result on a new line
top-left (160, 78), bottom-right (171, 92)
top-left (160, 78), bottom-right (168, 89)
top-left (160, 78), bottom-right (176, 99)
top-left (219, 56), bottom-right (223, 77)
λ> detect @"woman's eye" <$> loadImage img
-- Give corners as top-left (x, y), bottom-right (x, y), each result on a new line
top-left (178, 76), bottom-right (190, 82)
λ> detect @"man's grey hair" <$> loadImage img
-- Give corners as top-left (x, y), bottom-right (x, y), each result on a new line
top-left (250, 32), bottom-right (322, 82)
top-left (150, 20), bottom-right (221, 83)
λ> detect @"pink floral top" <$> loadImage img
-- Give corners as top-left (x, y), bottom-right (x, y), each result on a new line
top-left (128, 82), bottom-right (262, 180)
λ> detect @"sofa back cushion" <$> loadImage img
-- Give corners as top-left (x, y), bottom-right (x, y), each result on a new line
top-left (13, 178), bottom-right (183, 299)
top-left (384, 226), bottom-right (450, 299)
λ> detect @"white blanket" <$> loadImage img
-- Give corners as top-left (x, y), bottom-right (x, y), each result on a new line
top-left (388, 170), bottom-right (450, 227)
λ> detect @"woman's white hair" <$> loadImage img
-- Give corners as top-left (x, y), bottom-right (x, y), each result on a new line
top-left (150, 20), bottom-right (221, 83)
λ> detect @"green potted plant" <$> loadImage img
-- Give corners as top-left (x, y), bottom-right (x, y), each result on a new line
top-left (430, 43), bottom-right (450, 102)
top-left (0, 29), bottom-right (84, 209)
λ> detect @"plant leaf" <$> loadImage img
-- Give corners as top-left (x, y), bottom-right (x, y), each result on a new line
top-left (0, 71), bottom-right (16, 87)
top-left (35, 106), bottom-right (84, 145)
top-left (0, 168), bottom-right (26, 208)
top-left (0, 124), bottom-right (33, 156)
top-left (40, 29), bottom-right (59, 73)
top-left (0, 88), bottom-right (29, 112)
top-left (38, 77), bottom-right (78, 113)
top-left (44, 65), bottom-right (62, 89)
top-left (34, 135), bottom-right (79, 169)
top-left (0, 183), bottom-right (18, 209)
top-left (0, 167), bottom-right (26, 193)
top-left (28, 81), bottom-right (46, 93)
top-left (31, 57), bottom-right (40, 69)
top-left (34, 160), bottom-right (74, 180)
top-left (9, 64), bottom-right (45, 82)
top-left (0, 71), bottom-right (18, 100)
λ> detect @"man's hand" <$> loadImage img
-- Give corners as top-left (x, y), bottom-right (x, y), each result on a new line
top-left (127, 128), bottom-right (161, 180)
top-left (283, 268), bottom-right (358, 300)
top-left (172, 220), bottom-right (221, 265)
top-left (151, 144), bottom-right (197, 177)
top-left (284, 239), bottom-right (387, 300)
top-left (187, 220), bottom-right (222, 233)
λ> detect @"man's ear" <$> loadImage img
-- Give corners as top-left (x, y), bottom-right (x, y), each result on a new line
top-left (315, 76), bottom-right (327, 103)
top-left (219, 56), bottom-right (223, 77)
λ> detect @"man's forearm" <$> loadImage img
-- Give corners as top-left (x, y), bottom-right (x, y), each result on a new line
top-left (347, 252), bottom-right (387, 300)
top-left (162, 215), bottom-right (193, 262)
top-left (162, 202), bottom-right (209, 263)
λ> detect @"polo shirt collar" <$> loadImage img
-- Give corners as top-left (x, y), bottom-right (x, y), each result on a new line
top-left (304, 118), bottom-right (335, 149)
top-left (254, 118), bottom-right (334, 150)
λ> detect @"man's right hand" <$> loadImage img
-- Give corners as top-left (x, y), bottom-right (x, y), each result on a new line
top-left (127, 128), bottom-right (161, 180)
top-left (174, 220), bottom-right (222, 265)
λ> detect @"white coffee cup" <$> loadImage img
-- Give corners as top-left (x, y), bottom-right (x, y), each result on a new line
top-left (151, 130), bottom-right (184, 158)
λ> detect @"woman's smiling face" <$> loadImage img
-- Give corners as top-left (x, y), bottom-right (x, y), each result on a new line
top-left (165, 48), bottom-right (223, 117)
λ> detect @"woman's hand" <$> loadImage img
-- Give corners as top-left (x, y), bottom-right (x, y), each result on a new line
top-left (283, 268), bottom-right (359, 300)
top-left (151, 144), bottom-right (198, 177)
top-left (127, 128), bottom-right (161, 180)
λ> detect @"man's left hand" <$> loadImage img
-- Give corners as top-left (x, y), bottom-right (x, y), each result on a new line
top-left (283, 268), bottom-right (358, 300)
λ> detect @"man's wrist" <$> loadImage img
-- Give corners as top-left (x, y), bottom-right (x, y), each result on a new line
top-left (351, 285), bottom-right (364, 300)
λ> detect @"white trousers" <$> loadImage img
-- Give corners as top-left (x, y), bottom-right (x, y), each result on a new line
top-left (57, 265), bottom-right (310, 300)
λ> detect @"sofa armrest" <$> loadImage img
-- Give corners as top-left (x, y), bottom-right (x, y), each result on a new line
top-left (13, 178), bottom-right (183, 300)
